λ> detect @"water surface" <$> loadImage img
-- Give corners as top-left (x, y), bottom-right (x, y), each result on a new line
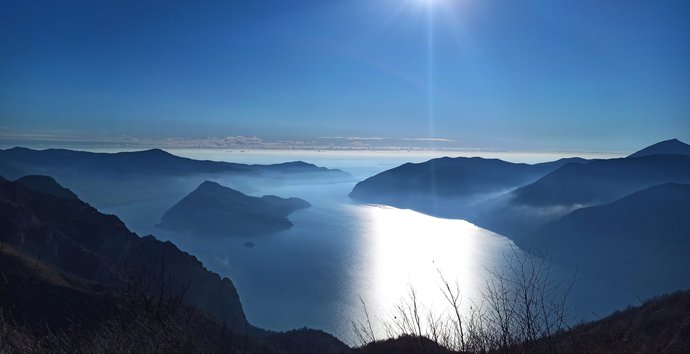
top-left (101, 149), bottom-right (635, 344)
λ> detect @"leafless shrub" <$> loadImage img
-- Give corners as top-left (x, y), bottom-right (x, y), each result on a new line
top-left (353, 247), bottom-right (576, 353)
top-left (352, 295), bottom-right (377, 346)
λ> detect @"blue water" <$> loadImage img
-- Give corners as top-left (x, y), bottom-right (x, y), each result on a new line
top-left (100, 149), bottom-right (640, 344)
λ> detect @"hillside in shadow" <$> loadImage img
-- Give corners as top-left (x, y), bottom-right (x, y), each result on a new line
top-left (0, 175), bottom-right (347, 354)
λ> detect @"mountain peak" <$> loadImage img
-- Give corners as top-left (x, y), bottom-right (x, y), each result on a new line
top-left (196, 180), bottom-right (242, 194)
top-left (129, 148), bottom-right (175, 157)
top-left (143, 148), bottom-right (169, 154)
top-left (199, 180), bottom-right (221, 188)
top-left (628, 139), bottom-right (690, 158)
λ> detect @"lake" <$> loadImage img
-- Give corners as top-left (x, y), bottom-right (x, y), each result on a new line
top-left (101, 148), bottom-right (634, 345)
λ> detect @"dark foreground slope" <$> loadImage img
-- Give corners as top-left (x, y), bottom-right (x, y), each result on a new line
top-left (0, 176), bottom-right (348, 354)
top-left (354, 335), bottom-right (461, 354)
top-left (0, 176), bottom-right (247, 329)
top-left (158, 180), bottom-right (311, 236)
top-left (538, 290), bottom-right (690, 353)
top-left (352, 291), bottom-right (690, 354)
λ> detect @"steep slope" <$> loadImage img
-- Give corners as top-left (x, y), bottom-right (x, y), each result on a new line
top-left (15, 175), bottom-right (78, 199)
top-left (511, 154), bottom-right (690, 207)
top-left (0, 177), bottom-right (248, 330)
top-left (628, 138), bottom-right (690, 158)
top-left (349, 156), bottom-right (587, 217)
top-left (0, 177), bottom-right (348, 353)
top-left (158, 181), bottom-right (310, 236)
top-left (0, 244), bottom-right (349, 354)
top-left (522, 183), bottom-right (690, 289)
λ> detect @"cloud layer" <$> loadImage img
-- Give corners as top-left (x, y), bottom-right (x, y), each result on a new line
top-left (0, 129), bottom-right (462, 151)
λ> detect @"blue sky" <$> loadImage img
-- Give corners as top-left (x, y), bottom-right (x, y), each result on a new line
top-left (1, 0), bottom-right (689, 151)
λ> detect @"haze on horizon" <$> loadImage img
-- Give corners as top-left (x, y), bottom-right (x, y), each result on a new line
top-left (1, 0), bottom-right (689, 152)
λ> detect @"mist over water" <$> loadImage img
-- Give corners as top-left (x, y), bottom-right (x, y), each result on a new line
top-left (101, 149), bottom-right (634, 344)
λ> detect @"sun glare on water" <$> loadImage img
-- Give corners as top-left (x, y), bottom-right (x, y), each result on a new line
top-left (350, 204), bottom-right (517, 337)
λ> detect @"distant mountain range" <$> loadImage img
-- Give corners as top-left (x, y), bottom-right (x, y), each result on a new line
top-left (350, 156), bottom-right (587, 200)
top-left (350, 138), bottom-right (690, 218)
top-left (0, 146), bottom-right (351, 179)
top-left (349, 156), bottom-right (587, 217)
top-left (348, 139), bottom-right (690, 289)
top-left (0, 175), bottom-right (347, 353)
top-left (510, 154), bottom-right (690, 207)
top-left (0, 147), bottom-right (351, 208)
top-left (158, 180), bottom-right (311, 236)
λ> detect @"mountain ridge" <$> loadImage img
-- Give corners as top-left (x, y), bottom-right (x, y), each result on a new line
top-left (349, 156), bottom-right (587, 203)
top-left (0, 146), bottom-right (351, 178)
top-left (0, 146), bottom-right (352, 208)
top-left (628, 138), bottom-right (690, 158)
top-left (510, 154), bottom-right (690, 207)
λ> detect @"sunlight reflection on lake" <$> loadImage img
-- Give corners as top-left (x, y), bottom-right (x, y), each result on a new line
top-left (354, 204), bottom-right (515, 335)
top-left (105, 179), bottom-right (520, 345)
top-left (97, 149), bottom-right (602, 345)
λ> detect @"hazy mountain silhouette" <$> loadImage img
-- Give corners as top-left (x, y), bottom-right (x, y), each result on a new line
top-left (158, 180), bottom-right (311, 236)
top-left (349, 156), bottom-right (587, 217)
top-left (628, 138), bottom-right (690, 158)
top-left (14, 175), bottom-right (78, 199)
top-left (510, 154), bottom-right (690, 207)
top-left (0, 147), bottom-right (351, 179)
top-left (347, 139), bottom-right (690, 247)
top-left (473, 141), bottom-right (690, 238)
top-left (0, 147), bottom-right (351, 208)
top-left (522, 183), bottom-right (690, 290)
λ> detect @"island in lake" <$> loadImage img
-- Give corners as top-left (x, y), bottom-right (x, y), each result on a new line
top-left (157, 180), bottom-right (311, 236)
